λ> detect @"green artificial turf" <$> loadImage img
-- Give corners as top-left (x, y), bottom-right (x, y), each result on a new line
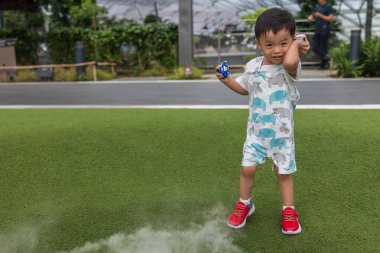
top-left (0, 109), bottom-right (379, 253)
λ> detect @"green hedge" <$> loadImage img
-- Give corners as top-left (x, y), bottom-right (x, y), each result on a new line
top-left (45, 21), bottom-right (178, 71)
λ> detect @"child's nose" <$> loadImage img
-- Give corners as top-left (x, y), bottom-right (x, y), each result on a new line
top-left (273, 46), bottom-right (282, 53)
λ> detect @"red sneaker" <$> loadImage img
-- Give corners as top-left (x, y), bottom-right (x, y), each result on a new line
top-left (282, 207), bottom-right (302, 235)
top-left (227, 201), bottom-right (255, 229)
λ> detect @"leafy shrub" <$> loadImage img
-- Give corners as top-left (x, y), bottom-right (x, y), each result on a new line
top-left (7, 67), bottom-right (113, 82)
top-left (53, 67), bottom-right (77, 81)
top-left (46, 27), bottom-right (78, 64)
top-left (360, 37), bottom-right (380, 77)
top-left (13, 70), bottom-right (39, 82)
top-left (137, 64), bottom-right (171, 77)
top-left (84, 67), bottom-right (114, 81)
top-left (329, 43), bottom-right (363, 78)
top-left (126, 21), bottom-right (178, 71)
top-left (166, 66), bottom-right (203, 80)
top-left (46, 20), bottom-right (178, 71)
top-left (329, 37), bottom-right (380, 78)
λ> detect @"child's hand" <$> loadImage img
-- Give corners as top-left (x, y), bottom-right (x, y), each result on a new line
top-left (314, 12), bottom-right (322, 18)
top-left (299, 40), bottom-right (310, 55)
top-left (215, 65), bottom-right (228, 80)
top-left (295, 34), bottom-right (310, 55)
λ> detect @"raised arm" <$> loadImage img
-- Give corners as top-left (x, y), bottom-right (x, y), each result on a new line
top-left (215, 66), bottom-right (249, 95)
top-left (283, 38), bottom-right (310, 78)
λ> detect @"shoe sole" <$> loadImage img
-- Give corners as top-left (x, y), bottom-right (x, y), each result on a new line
top-left (227, 205), bottom-right (255, 229)
top-left (282, 224), bottom-right (302, 235)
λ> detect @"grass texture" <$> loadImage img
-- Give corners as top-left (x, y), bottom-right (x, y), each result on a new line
top-left (0, 109), bottom-right (379, 252)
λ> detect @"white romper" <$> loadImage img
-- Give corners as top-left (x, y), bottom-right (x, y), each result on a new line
top-left (236, 56), bottom-right (301, 174)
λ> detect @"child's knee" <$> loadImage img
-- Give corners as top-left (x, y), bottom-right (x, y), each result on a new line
top-left (273, 166), bottom-right (291, 180)
top-left (241, 166), bottom-right (257, 177)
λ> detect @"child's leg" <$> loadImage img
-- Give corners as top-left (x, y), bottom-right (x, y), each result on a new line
top-left (227, 165), bottom-right (257, 229)
top-left (240, 165), bottom-right (257, 200)
top-left (274, 165), bottom-right (301, 235)
top-left (274, 166), bottom-right (294, 206)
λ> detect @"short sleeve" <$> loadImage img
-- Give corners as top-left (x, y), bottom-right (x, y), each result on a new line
top-left (235, 69), bottom-right (250, 94)
top-left (284, 61), bottom-right (302, 102)
top-left (235, 57), bottom-right (263, 94)
top-left (323, 5), bottom-right (334, 15)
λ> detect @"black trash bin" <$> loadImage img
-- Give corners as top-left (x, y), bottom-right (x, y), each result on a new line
top-left (36, 67), bottom-right (53, 81)
top-left (36, 43), bottom-right (53, 81)
top-left (349, 29), bottom-right (361, 64)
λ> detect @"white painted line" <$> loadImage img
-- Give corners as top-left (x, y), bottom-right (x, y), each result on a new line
top-left (79, 78), bottom-right (380, 83)
top-left (299, 78), bottom-right (380, 82)
top-left (0, 105), bottom-right (246, 109)
top-left (297, 104), bottom-right (380, 109)
top-left (0, 80), bottom-right (216, 85)
top-left (1, 104), bottom-right (380, 109)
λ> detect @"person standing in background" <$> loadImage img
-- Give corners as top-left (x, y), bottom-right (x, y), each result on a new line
top-left (308, 0), bottom-right (334, 69)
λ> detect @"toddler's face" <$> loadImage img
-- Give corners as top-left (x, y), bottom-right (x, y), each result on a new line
top-left (256, 29), bottom-right (293, 65)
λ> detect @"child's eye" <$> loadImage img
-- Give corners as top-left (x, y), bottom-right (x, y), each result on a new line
top-left (281, 42), bottom-right (288, 46)
top-left (265, 44), bottom-right (272, 48)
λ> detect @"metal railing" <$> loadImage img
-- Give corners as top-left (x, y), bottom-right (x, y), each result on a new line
top-left (194, 19), bottom-right (342, 69)
top-left (194, 33), bottom-right (323, 69)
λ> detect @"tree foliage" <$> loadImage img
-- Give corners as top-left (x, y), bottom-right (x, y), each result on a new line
top-left (1, 0), bottom-right (178, 70)
top-left (46, 0), bottom-right (178, 69)
top-left (241, 7), bottom-right (268, 31)
top-left (0, 10), bottom-right (43, 64)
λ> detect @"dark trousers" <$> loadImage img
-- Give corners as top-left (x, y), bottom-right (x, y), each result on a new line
top-left (312, 25), bottom-right (330, 67)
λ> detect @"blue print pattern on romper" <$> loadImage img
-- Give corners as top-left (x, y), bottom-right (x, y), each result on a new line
top-left (253, 113), bottom-right (277, 125)
top-left (269, 90), bottom-right (288, 104)
top-left (250, 143), bottom-right (267, 163)
top-left (256, 128), bottom-right (276, 139)
top-left (254, 71), bottom-right (268, 80)
top-left (253, 97), bottom-right (266, 111)
top-left (270, 138), bottom-right (287, 149)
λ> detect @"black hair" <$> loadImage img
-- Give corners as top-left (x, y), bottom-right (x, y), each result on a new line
top-left (254, 8), bottom-right (296, 39)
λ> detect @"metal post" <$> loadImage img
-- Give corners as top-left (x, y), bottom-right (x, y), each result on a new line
top-left (0, 11), bottom-right (4, 29)
top-left (349, 29), bottom-right (361, 64)
top-left (365, 0), bottom-right (373, 40)
top-left (75, 41), bottom-right (86, 78)
top-left (92, 63), bottom-right (97, 81)
top-left (178, 0), bottom-right (193, 67)
top-left (217, 33), bottom-right (221, 64)
top-left (154, 1), bottom-right (159, 17)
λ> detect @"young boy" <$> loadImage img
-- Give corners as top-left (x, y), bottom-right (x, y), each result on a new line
top-left (216, 8), bottom-right (310, 235)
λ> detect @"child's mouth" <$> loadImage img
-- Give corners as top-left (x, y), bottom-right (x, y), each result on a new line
top-left (272, 56), bottom-right (283, 61)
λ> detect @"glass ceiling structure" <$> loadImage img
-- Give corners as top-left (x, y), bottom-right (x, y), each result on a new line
top-left (98, 0), bottom-right (380, 39)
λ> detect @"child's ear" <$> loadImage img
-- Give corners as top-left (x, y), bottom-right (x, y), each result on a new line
top-left (255, 39), bottom-right (261, 49)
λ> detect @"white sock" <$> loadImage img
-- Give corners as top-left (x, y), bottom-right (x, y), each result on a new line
top-left (239, 197), bottom-right (251, 206)
top-left (283, 205), bottom-right (295, 210)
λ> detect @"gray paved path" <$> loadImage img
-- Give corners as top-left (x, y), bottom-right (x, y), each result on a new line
top-left (0, 79), bottom-right (379, 106)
